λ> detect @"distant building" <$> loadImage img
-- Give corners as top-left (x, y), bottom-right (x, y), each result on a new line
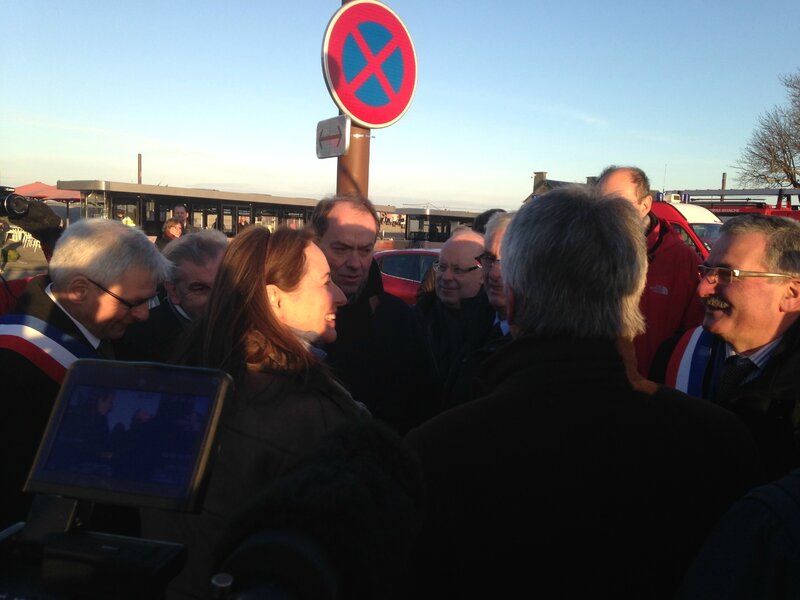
top-left (523, 171), bottom-right (596, 204)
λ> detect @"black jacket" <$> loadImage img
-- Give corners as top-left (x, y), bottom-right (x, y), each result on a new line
top-left (114, 297), bottom-right (191, 362)
top-left (323, 261), bottom-right (439, 434)
top-left (652, 319), bottom-right (800, 483)
top-left (0, 276), bottom-right (103, 528)
top-left (406, 336), bottom-right (762, 598)
top-left (412, 287), bottom-right (496, 389)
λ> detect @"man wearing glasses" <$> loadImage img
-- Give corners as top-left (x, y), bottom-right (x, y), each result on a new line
top-left (443, 211), bottom-right (514, 409)
top-left (115, 228), bottom-right (229, 362)
top-left (0, 217), bottom-right (170, 529)
top-left (405, 186), bottom-right (760, 598)
top-left (656, 213), bottom-right (800, 482)
top-left (414, 227), bottom-right (496, 391)
top-left (597, 165), bottom-right (705, 379)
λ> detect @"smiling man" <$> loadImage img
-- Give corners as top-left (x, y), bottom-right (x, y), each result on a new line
top-left (442, 211), bottom-right (514, 409)
top-left (312, 195), bottom-right (439, 433)
top-left (0, 217), bottom-right (170, 529)
top-left (414, 227), bottom-right (496, 390)
top-left (658, 213), bottom-right (800, 481)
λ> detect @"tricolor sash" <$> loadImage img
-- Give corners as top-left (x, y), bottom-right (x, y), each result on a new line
top-left (664, 326), bottom-right (716, 397)
top-left (0, 314), bottom-right (96, 383)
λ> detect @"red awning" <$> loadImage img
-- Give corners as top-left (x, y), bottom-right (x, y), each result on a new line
top-left (14, 181), bottom-right (80, 202)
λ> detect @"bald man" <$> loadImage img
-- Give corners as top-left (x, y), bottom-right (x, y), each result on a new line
top-left (414, 227), bottom-right (496, 394)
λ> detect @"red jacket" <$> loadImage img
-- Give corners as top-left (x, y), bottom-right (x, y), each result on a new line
top-left (636, 215), bottom-right (704, 377)
top-left (0, 276), bottom-right (33, 316)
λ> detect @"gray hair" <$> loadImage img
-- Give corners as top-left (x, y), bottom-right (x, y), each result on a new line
top-left (49, 218), bottom-right (171, 288)
top-left (719, 214), bottom-right (800, 276)
top-left (484, 211), bottom-right (514, 249)
top-left (502, 185), bottom-right (647, 339)
top-left (163, 229), bottom-right (230, 283)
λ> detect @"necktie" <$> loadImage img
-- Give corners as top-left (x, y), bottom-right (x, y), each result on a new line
top-left (715, 355), bottom-right (756, 403)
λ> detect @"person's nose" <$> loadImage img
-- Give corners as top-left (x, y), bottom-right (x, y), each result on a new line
top-left (132, 302), bottom-right (150, 321)
top-left (344, 251), bottom-right (361, 269)
top-left (696, 277), bottom-right (714, 297)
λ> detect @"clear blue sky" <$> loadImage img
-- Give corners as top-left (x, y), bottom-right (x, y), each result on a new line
top-left (2, 0), bottom-right (798, 212)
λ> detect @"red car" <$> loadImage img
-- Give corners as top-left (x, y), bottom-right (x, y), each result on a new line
top-left (374, 248), bottom-right (440, 305)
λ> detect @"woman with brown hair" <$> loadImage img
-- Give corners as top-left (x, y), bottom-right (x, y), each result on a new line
top-left (140, 225), bottom-right (369, 599)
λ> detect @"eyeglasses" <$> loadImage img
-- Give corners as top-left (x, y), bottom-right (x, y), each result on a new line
top-left (432, 261), bottom-right (481, 276)
top-left (86, 277), bottom-right (150, 310)
top-left (697, 265), bottom-right (794, 285)
top-left (476, 253), bottom-right (501, 269)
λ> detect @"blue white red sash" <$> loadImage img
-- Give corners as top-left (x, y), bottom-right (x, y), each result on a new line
top-left (664, 326), bottom-right (715, 397)
top-left (0, 314), bottom-right (96, 383)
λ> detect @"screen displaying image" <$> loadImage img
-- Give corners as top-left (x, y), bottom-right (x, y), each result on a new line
top-left (41, 385), bottom-right (212, 492)
top-left (26, 360), bottom-right (231, 511)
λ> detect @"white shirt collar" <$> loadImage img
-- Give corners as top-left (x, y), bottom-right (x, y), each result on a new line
top-left (46, 282), bottom-right (102, 350)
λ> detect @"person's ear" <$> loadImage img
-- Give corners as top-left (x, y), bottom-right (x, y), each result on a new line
top-left (266, 284), bottom-right (283, 314)
top-left (779, 279), bottom-right (800, 313)
top-left (164, 280), bottom-right (180, 305)
top-left (641, 194), bottom-right (654, 217)
top-left (62, 275), bottom-right (92, 304)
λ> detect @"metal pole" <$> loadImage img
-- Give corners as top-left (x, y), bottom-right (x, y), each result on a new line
top-left (720, 172), bottom-right (727, 203)
top-left (336, 0), bottom-right (370, 198)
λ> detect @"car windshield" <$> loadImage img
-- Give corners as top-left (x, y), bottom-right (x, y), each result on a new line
top-left (691, 223), bottom-right (723, 251)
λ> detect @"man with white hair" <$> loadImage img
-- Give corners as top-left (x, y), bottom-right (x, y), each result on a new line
top-left (405, 185), bottom-right (761, 598)
top-left (0, 217), bottom-right (170, 529)
top-left (115, 228), bottom-right (229, 362)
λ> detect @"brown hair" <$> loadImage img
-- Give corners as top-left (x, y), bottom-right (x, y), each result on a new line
top-left (180, 226), bottom-right (317, 378)
top-left (310, 194), bottom-right (380, 239)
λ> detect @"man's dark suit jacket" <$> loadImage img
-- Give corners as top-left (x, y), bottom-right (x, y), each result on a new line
top-left (0, 276), bottom-right (102, 528)
top-left (405, 336), bottom-right (763, 599)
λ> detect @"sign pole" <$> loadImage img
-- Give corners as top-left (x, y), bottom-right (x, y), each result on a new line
top-left (337, 120), bottom-right (369, 197)
top-left (336, 0), bottom-right (370, 198)
top-left (322, 0), bottom-right (416, 199)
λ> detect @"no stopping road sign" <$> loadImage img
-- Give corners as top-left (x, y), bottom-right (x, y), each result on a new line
top-left (322, 0), bottom-right (417, 129)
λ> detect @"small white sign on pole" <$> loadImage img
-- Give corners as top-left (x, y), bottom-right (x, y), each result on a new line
top-left (316, 115), bottom-right (351, 159)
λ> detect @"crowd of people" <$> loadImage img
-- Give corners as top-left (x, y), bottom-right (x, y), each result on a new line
top-left (2, 170), bottom-right (800, 598)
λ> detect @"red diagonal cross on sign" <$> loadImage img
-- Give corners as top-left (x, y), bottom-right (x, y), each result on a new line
top-left (322, 0), bottom-right (417, 129)
top-left (344, 29), bottom-right (400, 102)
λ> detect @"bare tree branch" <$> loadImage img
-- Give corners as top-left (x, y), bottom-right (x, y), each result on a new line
top-left (736, 70), bottom-right (800, 188)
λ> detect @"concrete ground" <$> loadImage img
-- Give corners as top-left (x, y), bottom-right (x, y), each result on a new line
top-left (1, 239), bottom-right (48, 281)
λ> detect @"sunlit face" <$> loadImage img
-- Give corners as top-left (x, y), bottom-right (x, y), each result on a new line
top-left (698, 231), bottom-right (794, 353)
top-left (316, 202), bottom-right (378, 297)
top-left (165, 252), bottom-right (223, 321)
top-left (165, 223), bottom-right (182, 240)
top-left (435, 234), bottom-right (485, 308)
top-left (274, 244), bottom-right (346, 343)
top-left (484, 224), bottom-right (508, 317)
top-left (173, 206), bottom-right (188, 225)
top-left (598, 169), bottom-right (652, 222)
top-left (82, 265), bottom-right (158, 340)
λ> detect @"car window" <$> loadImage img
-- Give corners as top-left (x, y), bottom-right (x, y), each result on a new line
top-left (420, 255), bottom-right (438, 280)
top-left (381, 254), bottom-right (421, 282)
top-left (691, 223), bottom-right (722, 251)
top-left (669, 222), bottom-right (706, 258)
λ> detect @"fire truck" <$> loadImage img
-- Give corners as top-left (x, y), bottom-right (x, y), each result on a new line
top-left (664, 188), bottom-right (800, 222)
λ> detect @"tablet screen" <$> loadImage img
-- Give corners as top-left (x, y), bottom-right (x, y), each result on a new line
top-left (25, 359), bottom-right (232, 512)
